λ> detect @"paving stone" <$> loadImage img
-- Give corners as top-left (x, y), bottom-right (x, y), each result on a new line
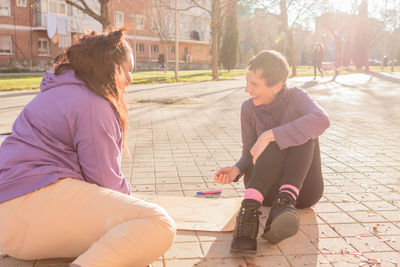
top-left (164, 242), bottom-right (203, 260)
top-left (0, 256), bottom-right (36, 267)
top-left (362, 201), bottom-right (398, 211)
top-left (200, 241), bottom-right (239, 258)
top-left (362, 252), bottom-right (400, 267)
top-left (300, 224), bottom-right (339, 240)
top-left (317, 237), bottom-right (357, 254)
top-left (345, 236), bottom-right (394, 253)
top-left (362, 222), bottom-right (400, 236)
top-left (287, 254), bottom-right (333, 266)
top-left (312, 202), bottom-right (342, 213)
top-left (334, 202), bottom-right (369, 212)
top-left (330, 223), bottom-right (373, 237)
top-left (346, 211), bottom-right (388, 223)
top-left (244, 255), bottom-right (289, 266)
top-left (318, 212), bottom-right (357, 224)
top-left (164, 257), bottom-right (247, 267)
top-left (278, 231), bottom-right (318, 255)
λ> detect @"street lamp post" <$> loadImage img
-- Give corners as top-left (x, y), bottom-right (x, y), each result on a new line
top-left (129, 14), bottom-right (137, 72)
top-left (174, 0), bottom-right (179, 81)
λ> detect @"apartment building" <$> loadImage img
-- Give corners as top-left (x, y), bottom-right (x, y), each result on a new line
top-left (0, 0), bottom-right (211, 71)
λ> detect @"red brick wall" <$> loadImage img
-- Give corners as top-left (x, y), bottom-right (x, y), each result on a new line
top-left (0, 0), bottom-right (211, 70)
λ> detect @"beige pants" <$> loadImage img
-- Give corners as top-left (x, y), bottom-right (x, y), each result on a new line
top-left (0, 178), bottom-right (176, 267)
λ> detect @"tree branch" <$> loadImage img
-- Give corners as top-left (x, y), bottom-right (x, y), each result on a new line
top-left (190, 0), bottom-right (211, 14)
top-left (65, 0), bottom-right (102, 22)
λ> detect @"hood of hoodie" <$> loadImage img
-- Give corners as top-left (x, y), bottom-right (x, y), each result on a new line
top-left (40, 69), bottom-right (87, 92)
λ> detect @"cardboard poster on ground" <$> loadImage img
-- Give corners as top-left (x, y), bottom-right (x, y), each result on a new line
top-left (136, 194), bottom-right (242, 232)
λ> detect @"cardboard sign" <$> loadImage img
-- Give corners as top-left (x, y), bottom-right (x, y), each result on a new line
top-left (136, 194), bottom-right (242, 232)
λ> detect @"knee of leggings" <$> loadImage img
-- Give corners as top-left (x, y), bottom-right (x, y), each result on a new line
top-left (296, 190), bottom-right (323, 209)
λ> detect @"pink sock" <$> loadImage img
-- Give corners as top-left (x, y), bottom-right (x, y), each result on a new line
top-left (244, 188), bottom-right (264, 204)
top-left (279, 184), bottom-right (299, 200)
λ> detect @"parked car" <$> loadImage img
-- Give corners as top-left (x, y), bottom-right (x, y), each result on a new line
top-left (388, 59), bottom-right (399, 66)
top-left (368, 59), bottom-right (382, 66)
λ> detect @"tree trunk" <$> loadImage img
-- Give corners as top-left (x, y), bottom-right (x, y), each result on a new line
top-left (164, 40), bottom-right (168, 72)
top-left (100, 1), bottom-right (111, 31)
top-left (280, 0), bottom-right (296, 77)
top-left (175, 0), bottom-right (179, 81)
top-left (211, 0), bottom-right (220, 80)
top-left (288, 31), bottom-right (296, 77)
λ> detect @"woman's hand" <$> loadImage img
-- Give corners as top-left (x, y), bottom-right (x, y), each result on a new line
top-left (250, 130), bottom-right (275, 165)
top-left (214, 166), bottom-right (241, 184)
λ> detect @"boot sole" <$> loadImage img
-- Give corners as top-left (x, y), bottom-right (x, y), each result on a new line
top-left (261, 209), bottom-right (299, 244)
top-left (230, 247), bottom-right (257, 255)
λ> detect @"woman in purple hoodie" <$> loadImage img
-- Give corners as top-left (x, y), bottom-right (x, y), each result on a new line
top-left (214, 51), bottom-right (330, 254)
top-left (0, 30), bottom-right (175, 266)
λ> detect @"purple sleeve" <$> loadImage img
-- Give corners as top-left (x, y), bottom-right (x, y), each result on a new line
top-left (72, 99), bottom-right (131, 195)
top-left (234, 101), bottom-right (257, 175)
top-left (272, 89), bottom-right (330, 150)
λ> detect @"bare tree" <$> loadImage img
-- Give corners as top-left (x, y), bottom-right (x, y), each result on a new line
top-left (154, 0), bottom-right (198, 81)
top-left (255, 0), bottom-right (321, 77)
top-left (65, 0), bottom-right (111, 31)
top-left (369, 0), bottom-right (400, 71)
top-left (251, 9), bottom-right (280, 53)
top-left (190, 0), bottom-right (236, 80)
top-left (147, 0), bottom-right (176, 72)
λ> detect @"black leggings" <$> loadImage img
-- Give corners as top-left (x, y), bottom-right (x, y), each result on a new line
top-left (244, 139), bottom-right (324, 209)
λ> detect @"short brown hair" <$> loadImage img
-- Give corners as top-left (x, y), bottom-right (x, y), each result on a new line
top-left (248, 50), bottom-right (289, 86)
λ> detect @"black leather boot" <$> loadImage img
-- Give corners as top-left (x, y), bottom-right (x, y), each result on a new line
top-left (231, 199), bottom-right (261, 254)
top-left (262, 193), bottom-right (299, 244)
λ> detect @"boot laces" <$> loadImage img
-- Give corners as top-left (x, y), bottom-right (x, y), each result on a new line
top-left (237, 207), bottom-right (261, 239)
top-left (276, 195), bottom-right (295, 209)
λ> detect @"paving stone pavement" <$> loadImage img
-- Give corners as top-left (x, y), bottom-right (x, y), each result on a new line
top-left (0, 72), bottom-right (400, 266)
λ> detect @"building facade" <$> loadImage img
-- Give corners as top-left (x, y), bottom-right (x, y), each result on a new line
top-left (0, 0), bottom-right (211, 71)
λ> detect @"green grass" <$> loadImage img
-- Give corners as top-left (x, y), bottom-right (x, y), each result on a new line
top-left (0, 75), bottom-right (44, 91)
top-left (132, 69), bottom-right (246, 84)
top-left (0, 66), bottom-right (399, 91)
top-left (0, 70), bottom-right (246, 91)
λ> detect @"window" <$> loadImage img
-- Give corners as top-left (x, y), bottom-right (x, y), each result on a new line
top-left (0, 35), bottom-right (12, 54)
top-left (151, 44), bottom-right (159, 53)
top-left (170, 46), bottom-right (175, 54)
top-left (0, 0), bottom-right (11, 16)
top-left (74, 7), bottom-right (85, 17)
top-left (136, 43), bottom-right (144, 53)
top-left (41, 0), bottom-right (48, 13)
top-left (190, 31), bottom-right (200, 40)
top-left (184, 47), bottom-right (189, 54)
top-left (48, 0), bottom-right (66, 16)
top-left (17, 0), bottom-right (27, 7)
top-left (136, 14), bottom-right (146, 30)
top-left (114, 11), bottom-right (124, 28)
top-left (38, 38), bottom-right (50, 55)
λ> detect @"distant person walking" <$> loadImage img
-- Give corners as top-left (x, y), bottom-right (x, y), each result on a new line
top-left (312, 42), bottom-right (324, 79)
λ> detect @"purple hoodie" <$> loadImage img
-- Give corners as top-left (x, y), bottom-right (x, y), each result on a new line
top-left (234, 86), bottom-right (330, 176)
top-left (0, 70), bottom-right (130, 203)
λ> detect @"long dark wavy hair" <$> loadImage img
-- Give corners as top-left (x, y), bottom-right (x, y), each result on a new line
top-left (54, 30), bottom-right (132, 152)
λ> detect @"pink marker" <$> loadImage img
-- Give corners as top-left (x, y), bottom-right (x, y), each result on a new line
top-left (196, 189), bottom-right (222, 195)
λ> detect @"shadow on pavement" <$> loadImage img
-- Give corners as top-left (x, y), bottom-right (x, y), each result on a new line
top-left (301, 78), bottom-right (335, 90)
top-left (0, 91), bottom-right (39, 99)
top-left (193, 207), bottom-right (320, 266)
top-left (369, 72), bottom-right (400, 84)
